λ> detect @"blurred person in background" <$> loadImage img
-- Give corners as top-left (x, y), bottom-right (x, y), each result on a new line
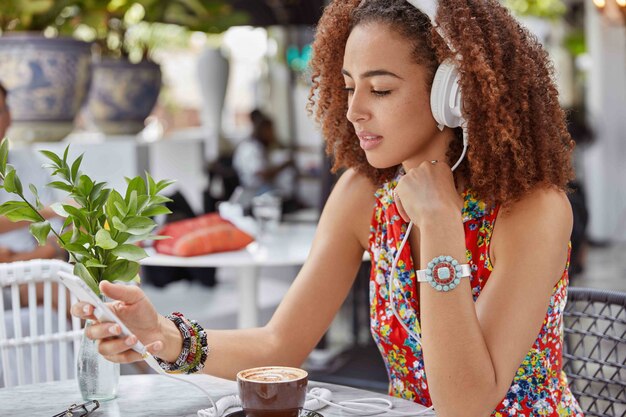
top-left (232, 109), bottom-right (302, 212)
top-left (0, 81), bottom-right (67, 306)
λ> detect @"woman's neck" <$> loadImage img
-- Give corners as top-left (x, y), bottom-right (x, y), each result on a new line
top-left (401, 128), bottom-right (456, 172)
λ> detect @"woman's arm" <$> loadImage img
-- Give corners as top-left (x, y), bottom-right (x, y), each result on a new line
top-left (396, 163), bottom-right (572, 417)
top-left (0, 206), bottom-right (57, 233)
top-left (74, 169), bottom-right (376, 380)
top-left (8, 237), bottom-right (63, 262)
top-left (199, 169), bottom-right (376, 378)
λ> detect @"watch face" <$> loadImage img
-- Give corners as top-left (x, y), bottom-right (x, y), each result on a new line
top-left (426, 256), bottom-right (463, 292)
top-left (433, 263), bottom-right (455, 286)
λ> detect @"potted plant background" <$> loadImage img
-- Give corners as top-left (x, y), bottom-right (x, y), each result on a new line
top-left (0, 1), bottom-right (92, 143)
top-left (0, 137), bottom-right (173, 399)
top-left (71, 1), bottom-right (163, 135)
top-left (71, 0), bottom-right (248, 135)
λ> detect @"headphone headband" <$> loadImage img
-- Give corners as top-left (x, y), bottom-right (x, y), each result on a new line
top-left (405, 0), bottom-right (438, 26)
top-left (405, 0), bottom-right (457, 54)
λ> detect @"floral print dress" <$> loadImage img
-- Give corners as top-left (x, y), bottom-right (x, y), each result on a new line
top-left (368, 175), bottom-right (584, 416)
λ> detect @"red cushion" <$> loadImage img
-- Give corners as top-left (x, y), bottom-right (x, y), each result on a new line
top-left (154, 213), bottom-right (254, 257)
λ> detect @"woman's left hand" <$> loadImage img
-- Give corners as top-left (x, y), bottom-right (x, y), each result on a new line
top-left (394, 160), bottom-right (463, 227)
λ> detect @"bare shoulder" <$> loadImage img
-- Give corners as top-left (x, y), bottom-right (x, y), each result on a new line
top-left (320, 169), bottom-right (379, 250)
top-left (492, 186), bottom-right (573, 268)
top-left (333, 168), bottom-right (379, 201)
top-left (497, 186), bottom-right (572, 234)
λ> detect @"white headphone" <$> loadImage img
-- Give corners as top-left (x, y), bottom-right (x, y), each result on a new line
top-left (431, 59), bottom-right (463, 130)
top-left (406, 0), bottom-right (466, 138)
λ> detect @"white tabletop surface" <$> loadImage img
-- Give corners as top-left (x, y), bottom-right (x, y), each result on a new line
top-left (0, 374), bottom-right (433, 416)
top-left (141, 223), bottom-right (317, 268)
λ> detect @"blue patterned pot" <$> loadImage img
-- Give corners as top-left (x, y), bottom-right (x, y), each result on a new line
top-left (0, 34), bottom-right (92, 142)
top-left (85, 59), bottom-right (161, 135)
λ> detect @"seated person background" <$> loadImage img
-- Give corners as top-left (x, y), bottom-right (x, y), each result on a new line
top-left (0, 81), bottom-right (67, 307)
top-left (232, 110), bottom-right (301, 212)
top-left (0, 81), bottom-right (73, 386)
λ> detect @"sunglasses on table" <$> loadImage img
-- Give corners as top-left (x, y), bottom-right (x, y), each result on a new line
top-left (51, 400), bottom-right (100, 417)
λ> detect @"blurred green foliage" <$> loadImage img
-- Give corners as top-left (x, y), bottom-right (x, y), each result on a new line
top-left (75, 1), bottom-right (248, 61)
top-left (0, 0), bottom-right (249, 62)
top-left (0, 0), bottom-right (77, 32)
top-left (503, 0), bottom-right (567, 19)
top-left (564, 29), bottom-right (587, 56)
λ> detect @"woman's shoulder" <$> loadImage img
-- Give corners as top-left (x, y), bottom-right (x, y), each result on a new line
top-left (334, 168), bottom-right (380, 196)
top-left (491, 186), bottom-right (573, 265)
top-left (499, 186), bottom-right (572, 226)
top-left (323, 169), bottom-right (379, 248)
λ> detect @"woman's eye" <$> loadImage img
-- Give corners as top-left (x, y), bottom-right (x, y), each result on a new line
top-left (372, 89), bottom-right (391, 97)
top-left (343, 87), bottom-right (355, 94)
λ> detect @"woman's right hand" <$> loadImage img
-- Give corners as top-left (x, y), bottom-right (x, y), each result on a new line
top-left (70, 280), bottom-right (170, 363)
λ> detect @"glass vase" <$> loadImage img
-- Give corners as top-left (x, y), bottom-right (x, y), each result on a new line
top-left (77, 319), bottom-right (120, 401)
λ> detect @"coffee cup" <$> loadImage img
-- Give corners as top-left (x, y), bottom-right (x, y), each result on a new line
top-left (237, 366), bottom-right (308, 417)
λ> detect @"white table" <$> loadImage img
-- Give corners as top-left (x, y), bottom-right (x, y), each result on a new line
top-left (0, 374), bottom-right (433, 416)
top-left (141, 223), bottom-right (317, 329)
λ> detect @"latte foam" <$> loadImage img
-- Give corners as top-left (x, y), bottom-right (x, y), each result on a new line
top-left (238, 367), bottom-right (308, 383)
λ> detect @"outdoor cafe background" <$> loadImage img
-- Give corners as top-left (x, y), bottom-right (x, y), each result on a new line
top-left (1, 0), bottom-right (625, 243)
top-left (0, 0), bottom-right (625, 391)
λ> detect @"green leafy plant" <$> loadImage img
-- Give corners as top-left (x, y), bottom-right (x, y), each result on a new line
top-left (0, 0), bottom-right (78, 33)
top-left (0, 137), bottom-right (173, 295)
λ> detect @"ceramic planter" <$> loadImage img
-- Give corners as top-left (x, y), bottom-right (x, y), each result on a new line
top-left (0, 34), bottom-right (92, 143)
top-left (84, 59), bottom-right (161, 135)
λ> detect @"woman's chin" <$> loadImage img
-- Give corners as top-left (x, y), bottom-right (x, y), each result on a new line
top-left (365, 154), bottom-right (399, 170)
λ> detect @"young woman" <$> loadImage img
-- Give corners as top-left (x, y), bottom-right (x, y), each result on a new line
top-left (72, 0), bottom-right (583, 415)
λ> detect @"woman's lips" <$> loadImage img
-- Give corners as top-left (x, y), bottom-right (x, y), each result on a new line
top-left (358, 133), bottom-right (384, 150)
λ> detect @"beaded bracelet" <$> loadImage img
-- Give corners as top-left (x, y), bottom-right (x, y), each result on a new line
top-left (156, 312), bottom-right (209, 374)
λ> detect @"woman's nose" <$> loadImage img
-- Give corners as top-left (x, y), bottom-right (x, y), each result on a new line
top-left (346, 91), bottom-right (369, 124)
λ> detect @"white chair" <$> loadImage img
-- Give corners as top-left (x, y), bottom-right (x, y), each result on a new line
top-left (0, 259), bottom-right (83, 387)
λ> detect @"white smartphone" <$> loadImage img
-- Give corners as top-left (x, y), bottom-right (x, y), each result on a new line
top-left (58, 271), bottom-right (146, 355)
top-left (58, 271), bottom-right (168, 375)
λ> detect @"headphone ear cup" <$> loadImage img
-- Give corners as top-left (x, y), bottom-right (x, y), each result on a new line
top-left (430, 59), bottom-right (464, 130)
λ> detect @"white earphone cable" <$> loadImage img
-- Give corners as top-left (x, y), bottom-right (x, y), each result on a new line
top-left (450, 129), bottom-right (468, 172)
top-left (388, 140), bottom-right (466, 341)
top-left (155, 139), bottom-right (467, 417)
top-left (146, 141), bottom-right (467, 417)
top-left (142, 354), bottom-right (219, 412)
top-left (306, 388), bottom-right (435, 416)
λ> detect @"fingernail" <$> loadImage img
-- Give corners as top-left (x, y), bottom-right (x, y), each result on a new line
top-left (125, 335), bottom-right (137, 346)
top-left (152, 341), bottom-right (163, 352)
top-left (83, 305), bottom-right (91, 314)
top-left (109, 325), bottom-right (121, 336)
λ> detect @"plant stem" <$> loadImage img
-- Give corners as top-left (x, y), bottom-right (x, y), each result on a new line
top-left (21, 194), bottom-right (67, 245)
